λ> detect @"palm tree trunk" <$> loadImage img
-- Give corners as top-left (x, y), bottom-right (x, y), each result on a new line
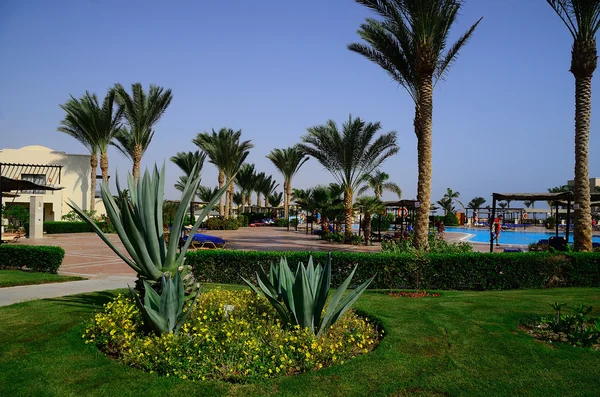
top-left (572, 74), bottom-right (593, 251)
top-left (224, 177), bottom-right (231, 219)
top-left (363, 212), bottom-right (372, 245)
top-left (132, 144), bottom-right (143, 183)
top-left (228, 184), bottom-right (235, 218)
top-left (100, 152), bottom-right (109, 183)
top-left (89, 152), bottom-right (98, 212)
top-left (284, 180), bottom-right (290, 219)
top-left (413, 77), bottom-right (433, 251)
top-left (343, 187), bottom-right (353, 243)
top-left (286, 184), bottom-right (292, 221)
top-left (218, 170), bottom-right (225, 217)
top-left (257, 194), bottom-right (262, 208)
top-left (241, 193), bottom-right (246, 214)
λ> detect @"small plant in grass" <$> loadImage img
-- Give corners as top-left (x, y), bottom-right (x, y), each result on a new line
top-left (84, 289), bottom-right (381, 382)
top-left (242, 254), bottom-right (375, 337)
top-left (386, 290), bottom-right (441, 298)
top-left (522, 302), bottom-right (600, 349)
top-left (381, 233), bottom-right (472, 254)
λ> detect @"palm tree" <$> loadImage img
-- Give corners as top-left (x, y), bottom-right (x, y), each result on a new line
top-left (468, 196), bottom-right (486, 224)
top-left (266, 147), bottom-right (309, 220)
top-left (547, 185), bottom-right (572, 217)
top-left (267, 191), bottom-right (283, 209)
top-left (443, 188), bottom-right (460, 207)
top-left (349, 0), bottom-right (481, 250)
top-left (194, 128), bottom-right (252, 217)
top-left (233, 191), bottom-right (244, 209)
top-left (235, 163), bottom-right (257, 214)
top-left (436, 197), bottom-right (454, 216)
top-left (354, 196), bottom-right (385, 245)
top-left (170, 151), bottom-right (206, 221)
top-left (113, 83), bottom-right (173, 182)
top-left (299, 116), bottom-right (398, 243)
top-left (547, 0), bottom-right (600, 250)
top-left (197, 186), bottom-right (219, 203)
top-left (58, 89), bottom-right (122, 211)
top-left (256, 174), bottom-right (279, 208)
top-left (357, 169), bottom-right (402, 200)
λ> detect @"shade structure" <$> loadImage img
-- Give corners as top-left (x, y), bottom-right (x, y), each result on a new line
top-left (0, 176), bottom-right (63, 244)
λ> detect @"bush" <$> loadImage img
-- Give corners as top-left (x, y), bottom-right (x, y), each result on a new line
top-left (44, 221), bottom-right (94, 234)
top-left (443, 213), bottom-right (459, 226)
top-left (274, 218), bottom-right (299, 227)
top-left (546, 216), bottom-right (556, 229)
top-left (371, 213), bottom-right (394, 232)
top-left (237, 215), bottom-right (249, 227)
top-left (382, 233), bottom-right (473, 254)
top-left (0, 245), bottom-right (65, 273)
top-left (206, 217), bottom-right (239, 230)
top-left (185, 250), bottom-right (600, 291)
top-left (84, 289), bottom-right (380, 382)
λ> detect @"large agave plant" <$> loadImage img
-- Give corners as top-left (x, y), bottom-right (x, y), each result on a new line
top-left (67, 163), bottom-right (228, 281)
top-left (242, 253), bottom-right (375, 337)
top-left (129, 270), bottom-right (199, 336)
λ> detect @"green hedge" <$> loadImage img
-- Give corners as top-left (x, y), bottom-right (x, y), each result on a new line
top-left (185, 250), bottom-right (600, 291)
top-left (0, 245), bottom-right (65, 273)
top-left (44, 222), bottom-right (94, 234)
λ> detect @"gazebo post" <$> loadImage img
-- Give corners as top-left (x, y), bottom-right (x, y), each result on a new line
top-left (566, 195), bottom-right (571, 243)
top-left (555, 202), bottom-right (559, 238)
top-left (490, 195), bottom-right (497, 253)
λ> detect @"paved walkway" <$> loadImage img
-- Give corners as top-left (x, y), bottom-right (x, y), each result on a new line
top-left (0, 226), bottom-right (507, 307)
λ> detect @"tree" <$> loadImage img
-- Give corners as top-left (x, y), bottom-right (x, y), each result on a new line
top-left (349, 0), bottom-right (481, 250)
top-left (194, 128), bottom-right (252, 217)
top-left (354, 196), bottom-right (384, 245)
top-left (547, 0), bottom-right (600, 251)
top-left (235, 163), bottom-right (257, 213)
top-left (267, 191), bottom-right (283, 209)
top-left (468, 196), bottom-right (486, 224)
top-left (266, 147), bottom-right (309, 220)
top-left (113, 83), bottom-right (173, 182)
top-left (299, 116), bottom-right (398, 243)
top-left (58, 89), bottom-right (123, 211)
top-left (170, 151), bottom-right (206, 220)
top-left (436, 197), bottom-right (454, 216)
top-left (547, 185), bottom-right (572, 216)
top-left (197, 186), bottom-right (219, 203)
top-left (255, 174), bottom-right (279, 208)
top-left (357, 169), bottom-right (402, 200)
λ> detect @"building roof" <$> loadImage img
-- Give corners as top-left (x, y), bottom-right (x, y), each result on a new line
top-left (0, 176), bottom-right (63, 193)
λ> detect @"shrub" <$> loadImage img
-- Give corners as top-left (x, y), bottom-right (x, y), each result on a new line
top-left (2, 204), bottom-right (29, 231)
top-left (545, 216), bottom-right (556, 229)
top-left (0, 245), bottom-right (65, 273)
top-left (185, 250), bottom-right (600, 291)
top-left (62, 209), bottom-right (97, 222)
top-left (371, 213), bottom-right (394, 232)
top-left (382, 233), bottom-right (473, 254)
top-left (274, 218), bottom-right (299, 227)
top-left (443, 213), bottom-right (459, 226)
top-left (44, 221), bottom-right (94, 234)
top-left (206, 217), bottom-right (239, 230)
top-left (237, 215), bottom-right (249, 227)
top-left (84, 290), bottom-right (380, 382)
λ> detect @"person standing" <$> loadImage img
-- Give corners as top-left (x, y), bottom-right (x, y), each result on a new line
top-left (493, 215), bottom-right (503, 246)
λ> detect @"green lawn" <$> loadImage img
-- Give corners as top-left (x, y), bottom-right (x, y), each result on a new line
top-left (0, 270), bottom-right (84, 288)
top-left (0, 287), bottom-right (599, 396)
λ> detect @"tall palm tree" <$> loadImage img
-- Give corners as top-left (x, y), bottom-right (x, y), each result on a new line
top-left (266, 147), bottom-right (309, 220)
top-left (256, 174), bottom-right (279, 208)
top-left (547, 0), bottom-right (600, 251)
top-left (443, 188), bottom-right (461, 208)
top-left (113, 83), bottom-right (173, 182)
top-left (194, 128), bottom-right (252, 217)
top-left (267, 191), bottom-right (283, 209)
top-left (170, 150), bottom-right (206, 220)
top-left (349, 0), bottom-right (481, 250)
top-left (436, 197), bottom-right (454, 216)
top-left (197, 186), bottom-right (219, 203)
top-left (354, 196), bottom-right (385, 245)
top-left (235, 163), bottom-right (257, 214)
top-left (299, 116), bottom-right (398, 243)
top-left (58, 89), bottom-right (122, 210)
top-left (468, 196), bottom-right (486, 224)
top-left (357, 169), bottom-right (402, 200)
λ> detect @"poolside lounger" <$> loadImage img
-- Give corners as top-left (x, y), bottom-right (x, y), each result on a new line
top-left (183, 233), bottom-right (227, 249)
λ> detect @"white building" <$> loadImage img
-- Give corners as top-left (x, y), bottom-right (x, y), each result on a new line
top-left (0, 145), bottom-right (106, 222)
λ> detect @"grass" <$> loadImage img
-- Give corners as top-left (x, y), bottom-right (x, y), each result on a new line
top-left (0, 270), bottom-right (84, 288)
top-left (0, 287), bottom-right (599, 396)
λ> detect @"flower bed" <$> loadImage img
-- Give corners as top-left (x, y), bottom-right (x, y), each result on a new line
top-left (84, 289), bottom-right (381, 382)
top-left (386, 290), bottom-right (441, 298)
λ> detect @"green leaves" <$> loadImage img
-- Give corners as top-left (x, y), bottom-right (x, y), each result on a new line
top-left (67, 162), bottom-right (229, 281)
top-left (129, 271), bottom-right (200, 336)
top-left (243, 253), bottom-right (375, 337)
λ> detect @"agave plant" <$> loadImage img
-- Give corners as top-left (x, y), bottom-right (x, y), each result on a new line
top-left (242, 253), bottom-right (375, 337)
top-left (67, 163), bottom-right (228, 282)
top-left (129, 270), bottom-right (199, 336)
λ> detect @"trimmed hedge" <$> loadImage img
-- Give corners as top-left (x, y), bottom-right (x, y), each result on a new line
top-left (44, 222), bottom-right (94, 234)
top-left (0, 245), bottom-right (65, 273)
top-left (186, 250), bottom-right (600, 291)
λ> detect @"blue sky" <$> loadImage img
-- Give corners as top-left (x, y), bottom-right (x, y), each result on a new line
top-left (1, 0), bottom-right (598, 209)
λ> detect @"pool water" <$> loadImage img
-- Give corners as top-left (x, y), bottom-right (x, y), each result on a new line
top-left (445, 226), bottom-right (600, 246)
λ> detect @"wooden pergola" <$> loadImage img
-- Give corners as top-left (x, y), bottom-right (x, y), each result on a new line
top-left (489, 192), bottom-right (600, 252)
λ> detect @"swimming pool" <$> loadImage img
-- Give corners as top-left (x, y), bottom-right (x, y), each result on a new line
top-left (446, 226), bottom-right (600, 246)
